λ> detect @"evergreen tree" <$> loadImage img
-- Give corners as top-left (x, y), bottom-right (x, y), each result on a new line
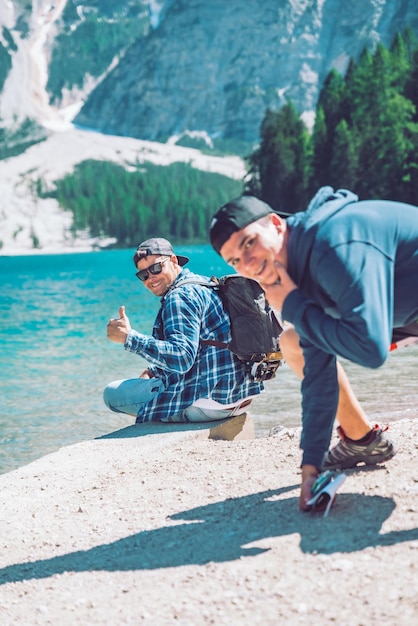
top-left (344, 42), bottom-right (417, 200)
top-left (390, 31), bottom-right (412, 90)
top-left (246, 29), bottom-right (418, 207)
top-left (327, 119), bottom-right (359, 190)
top-left (309, 69), bottom-right (349, 193)
top-left (309, 105), bottom-right (328, 191)
top-left (244, 146), bottom-right (262, 198)
top-left (42, 160), bottom-right (242, 245)
top-left (246, 104), bottom-right (310, 213)
top-left (405, 47), bottom-right (418, 122)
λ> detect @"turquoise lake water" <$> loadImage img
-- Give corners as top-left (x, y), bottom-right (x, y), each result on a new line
top-left (0, 246), bottom-right (417, 475)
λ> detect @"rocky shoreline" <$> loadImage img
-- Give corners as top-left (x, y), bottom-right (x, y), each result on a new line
top-left (0, 417), bottom-right (417, 625)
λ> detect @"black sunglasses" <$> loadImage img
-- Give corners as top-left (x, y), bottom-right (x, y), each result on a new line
top-left (136, 258), bottom-right (169, 281)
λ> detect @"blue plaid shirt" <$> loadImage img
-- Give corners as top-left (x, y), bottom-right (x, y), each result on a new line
top-left (124, 268), bottom-right (263, 421)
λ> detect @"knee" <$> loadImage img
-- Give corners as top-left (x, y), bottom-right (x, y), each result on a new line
top-left (279, 326), bottom-right (301, 360)
top-left (279, 326), bottom-right (304, 378)
top-left (103, 381), bottom-right (119, 410)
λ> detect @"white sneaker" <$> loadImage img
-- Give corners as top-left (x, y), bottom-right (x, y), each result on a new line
top-left (184, 398), bottom-right (252, 422)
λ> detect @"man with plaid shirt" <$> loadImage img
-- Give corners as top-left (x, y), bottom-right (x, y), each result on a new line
top-left (104, 238), bottom-right (263, 423)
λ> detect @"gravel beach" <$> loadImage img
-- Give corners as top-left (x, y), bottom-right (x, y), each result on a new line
top-left (0, 416), bottom-right (417, 625)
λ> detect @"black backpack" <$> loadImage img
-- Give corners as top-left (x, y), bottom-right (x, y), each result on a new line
top-left (175, 275), bottom-right (283, 382)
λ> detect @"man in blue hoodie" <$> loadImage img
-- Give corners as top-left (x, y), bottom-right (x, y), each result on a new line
top-left (210, 188), bottom-right (418, 510)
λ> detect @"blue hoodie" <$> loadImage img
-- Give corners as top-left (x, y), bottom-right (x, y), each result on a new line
top-left (282, 187), bottom-right (418, 469)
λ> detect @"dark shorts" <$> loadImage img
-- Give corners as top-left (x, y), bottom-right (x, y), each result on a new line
top-left (392, 320), bottom-right (418, 343)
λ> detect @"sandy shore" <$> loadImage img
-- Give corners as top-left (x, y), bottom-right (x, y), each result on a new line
top-left (0, 416), bottom-right (417, 625)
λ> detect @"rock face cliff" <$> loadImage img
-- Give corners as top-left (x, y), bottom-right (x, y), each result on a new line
top-left (1, 0), bottom-right (418, 254)
top-left (1, 0), bottom-right (418, 145)
top-left (75, 0), bottom-right (418, 143)
top-left (0, 0), bottom-right (150, 134)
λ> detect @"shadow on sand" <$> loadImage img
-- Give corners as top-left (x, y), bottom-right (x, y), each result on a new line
top-left (1, 484), bottom-right (417, 585)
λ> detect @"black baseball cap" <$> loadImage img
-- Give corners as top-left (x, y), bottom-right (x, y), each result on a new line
top-left (209, 195), bottom-right (274, 254)
top-left (133, 237), bottom-right (189, 267)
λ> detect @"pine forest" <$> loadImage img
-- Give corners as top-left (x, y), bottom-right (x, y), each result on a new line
top-left (40, 29), bottom-right (418, 245)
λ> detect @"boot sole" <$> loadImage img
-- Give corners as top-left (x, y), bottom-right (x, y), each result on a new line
top-left (323, 449), bottom-right (396, 471)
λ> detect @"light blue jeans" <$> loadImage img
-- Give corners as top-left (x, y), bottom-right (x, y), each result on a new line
top-left (103, 377), bottom-right (165, 418)
top-left (103, 377), bottom-right (253, 422)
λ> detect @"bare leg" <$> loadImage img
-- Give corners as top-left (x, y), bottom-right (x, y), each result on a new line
top-left (279, 326), bottom-right (371, 439)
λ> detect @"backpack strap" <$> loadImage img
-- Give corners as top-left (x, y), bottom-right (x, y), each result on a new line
top-left (173, 277), bottom-right (219, 289)
top-left (200, 338), bottom-right (228, 348)
top-left (168, 276), bottom-right (229, 349)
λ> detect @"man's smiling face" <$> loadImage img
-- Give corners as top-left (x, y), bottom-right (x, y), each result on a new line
top-left (136, 254), bottom-right (180, 297)
top-left (219, 213), bottom-right (287, 286)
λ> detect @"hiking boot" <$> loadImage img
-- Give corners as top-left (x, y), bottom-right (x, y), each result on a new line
top-left (322, 424), bottom-right (395, 470)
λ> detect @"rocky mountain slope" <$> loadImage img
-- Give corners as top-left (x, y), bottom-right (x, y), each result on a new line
top-left (0, 0), bottom-right (151, 135)
top-left (1, 1), bottom-right (418, 145)
top-left (1, 0), bottom-right (418, 254)
top-left (75, 0), bottom-right (418, 143)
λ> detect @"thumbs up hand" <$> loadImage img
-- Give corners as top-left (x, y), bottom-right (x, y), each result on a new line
top-left (119, 305), bottom-right (129, 321)
top-left (107, 305), bottom-right (132, 344)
